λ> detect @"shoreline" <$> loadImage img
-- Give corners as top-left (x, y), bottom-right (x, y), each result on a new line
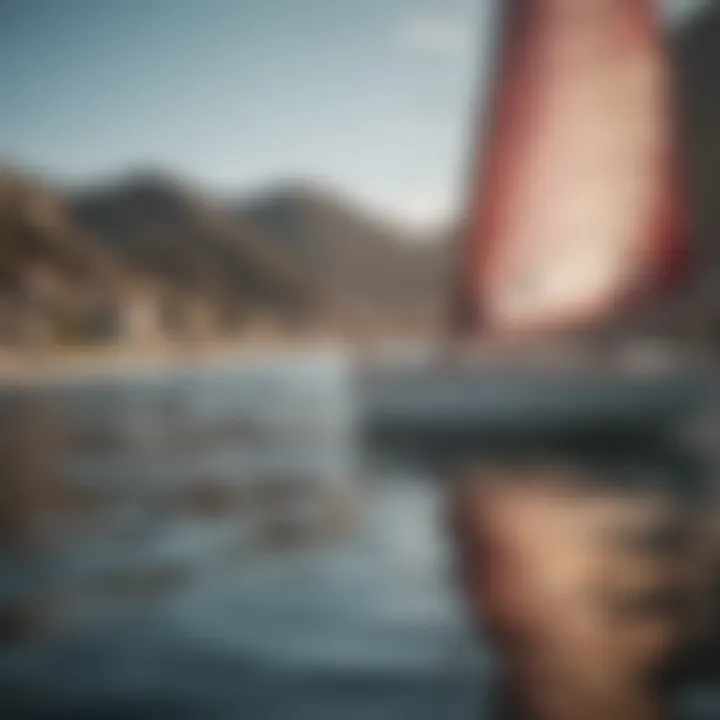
top-left (0, 338), bottom-right (356, 387)
top-left (0, 335), bottom-right (709, 387)
top-left (0, 334), bottom-right (444, 386)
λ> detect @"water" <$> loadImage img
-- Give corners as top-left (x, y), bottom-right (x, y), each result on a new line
top-left (0, 354), bottom-right (490, 719)
top-left (0, 353), bottom-right (715, 719)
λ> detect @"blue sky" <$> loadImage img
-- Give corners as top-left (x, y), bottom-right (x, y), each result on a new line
top-left (0, 0), bottom-right (708, 228)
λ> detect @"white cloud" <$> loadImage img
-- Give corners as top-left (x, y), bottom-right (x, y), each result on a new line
top-left (396, 12), bottom-right (472, 58)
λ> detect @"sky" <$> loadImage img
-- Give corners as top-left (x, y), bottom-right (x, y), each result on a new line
top-left (0, 0), bottom-right (709, 229)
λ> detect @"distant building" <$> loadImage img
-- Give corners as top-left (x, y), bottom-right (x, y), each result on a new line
top-left (120, 291), bottom-right (163, 343)
top-left (84, 289), bottom-right (164, 345)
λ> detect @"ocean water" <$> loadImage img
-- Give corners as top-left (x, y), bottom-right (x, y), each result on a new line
top-left (0, 355), bottom-right (490, 719)
top-left (0, 353), bottom-right (715, 719)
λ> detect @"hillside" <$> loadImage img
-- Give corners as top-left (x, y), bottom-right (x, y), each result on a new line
top-left (70, 172), bottom-right (325, 337)
top-left (0, 167), bottom-right (448, 347)
top-left (0, 168), bottom-right (131, 345)
top-left (70, 172), bottom-right (446, 338)
top-left (236, 181), bottom-right (447, 330)
top-left (238, 182), bottom-right (445, 302)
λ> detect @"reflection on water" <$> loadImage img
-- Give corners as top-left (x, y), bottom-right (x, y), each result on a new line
top-left (0, 356), bottom-right (488, 719)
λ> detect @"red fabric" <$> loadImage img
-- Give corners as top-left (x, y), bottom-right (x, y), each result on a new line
top-left (454, 0), bottom-right (690, 338)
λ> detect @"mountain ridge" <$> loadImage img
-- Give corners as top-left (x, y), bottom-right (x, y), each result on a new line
top-left (0, 165), bottom-right (446, 346)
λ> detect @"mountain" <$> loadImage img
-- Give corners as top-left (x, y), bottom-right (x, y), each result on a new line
top-left (69, 171), bottom-right (327, 337)
top-left (0, 168), bottom-right (132, 344)
top-left (0, 165), bottom-right (450, 347)
top-left (71, 173), bottom-right (448, 339)
top-left (235, 181), bottom-right (448, 326)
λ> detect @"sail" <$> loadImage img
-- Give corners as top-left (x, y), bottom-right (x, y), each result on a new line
top-left (453, 0), bottom-right (690, 338)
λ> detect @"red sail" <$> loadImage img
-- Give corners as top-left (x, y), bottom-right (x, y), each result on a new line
top-left (453, 0), bottom-right (690, 338)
